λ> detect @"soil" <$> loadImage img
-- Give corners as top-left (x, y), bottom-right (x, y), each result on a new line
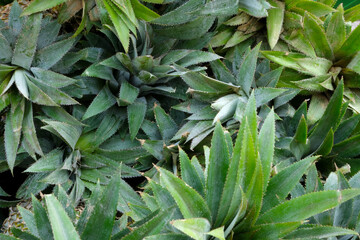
top-left (0, 0), bottom-right (30, 21)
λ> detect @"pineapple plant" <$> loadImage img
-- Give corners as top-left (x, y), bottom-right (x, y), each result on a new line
top-left (0, 2), bottom-right (80, 173)
top-left (115, 95), bottom-right (360, 239)
top-left (262, 3), bottom-right (360, 112)
top-left (20, 0), bottom-right (161, 51)
top-left (0, 172), bottom-right (176, 240)
top-left (172, 43), bottom-right (298, 149)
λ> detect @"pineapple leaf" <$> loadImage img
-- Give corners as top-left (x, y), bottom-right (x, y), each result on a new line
top-left (303, 12), bottom-right (334, 60)
top-left (206, 122), bottom-right (230, 222)
top-left (32, 195), bottom-right (54, 240)
top-left (158, 167), bottom-right (211, 220)
top-left (128, 98), bottom-right (147, 140)
top-left (262, 156), bottom-right (318, 213)
top-left (257, 189), bottom-right (360, 224)
top-left (283, 225), bottom-right (358, 239)
top-left (22, 0), bottom-right (68, 16)
top-left (171, 218), bottom-right (210, 240)
top-left (11, 13), bottom-right (42, 70)
top-left (45, 195), bottom-right (81, 240)
top-left (82, 85), bottom-right (117, 120)
top-left (267, 0), bottom-right (285, 49)
top-left (80, 174), bottom-right (121, 240)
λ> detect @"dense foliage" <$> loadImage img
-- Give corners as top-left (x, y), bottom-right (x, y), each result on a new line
top-left (1, 0), bottom-right (360, 239)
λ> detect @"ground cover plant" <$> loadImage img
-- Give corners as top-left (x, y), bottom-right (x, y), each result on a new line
top-left (1, 0), bottom-right (360, 239)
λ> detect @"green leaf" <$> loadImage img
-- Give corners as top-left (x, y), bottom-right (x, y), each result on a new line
top-left (308, 81), bottom-right (343, 152)
top-left (151, 0), bottom-right (201, 25)
top-left (336, 21), bottom-right (360, 60)
top-left (158, 167), bottom-right (211, 219)
top-left (171, 218), bottom-right (210, 240)
top-left (45, 195), bottom-right (80, 240)
top-left (82, 85), bottom-right (117, 120)
top-left (131, 0), bottom-right (160, 21)
top-left (143, 234), bottom-right (189, 240)
top-left (41, 120), bottom-right (82, 150)
top-left (33, 37), bottom-right (77, 70)
top-left (81, 175), bottom-right (121, 240)
top-left (32, 195), bottom-right (53, 240)
top-left (154, 16), bottom-right (215, 40)
top-left (93, 114), bottom-right (122, 147)
top-left (326, 5), bottom-right (346, 53)
top-left (140, 139), bottom-right (163, 160)
top-left (128, 99), bottom-right (146, 141)
top-left (290, 115), bottom-right (308, 160)
top-left (22, 0), bottom-right (67, 15)
top-left (154, 104), bottom-right (178, 140)
top-left (207, 227), bottom-right (225, 240)
top-left (262, 156), bottom-right (318, 213)
top-left (5, 97), bottom-right (25, 173)
top-left (22, 102), bottom-right (42, 156)
top-left (334, 114), bottom-right (360, 144)
top-left (181, 71), bottom-right (238, 94)
top-left (237, 43), bottom-right (261, 95)
top-left (0, 186), bottom-right (10, 197)
top-left (103, 0), bottom-right (130, 52)
top-left (0, 34), bottom-right (12, 63)
top-left (179, 148), bottom-right (205, 196)
top-left (238, 0), bottom-right (271, 18)
top-left (282, 30), bottom-right (316, 58)
top-left (296, 1), bottom-right (335, 17)
top-left (0, 234), bottom-right (21, 240)
top-left (31, 68), bottom-right (77, 89)
top-left (29, 76), bottom-right (79, 105)
top-left (307, 94), bottom-right (328, 125)
top-left (121, 208), bottom-right (175, 240)
top-left (303, 12), bottom-right (333, 60)
top-left (42, 169), bottom-right (70, 185)
top-left (267, 0), bottom-right (285, 49)
top-left (12, 13), bottom-right (42, 69)
top-left (315, 128), bottom-right (334, 156)
top-left (25, 149), bottom-right (63, 172)
top-left (118, 81), bottom-right (139, 106)
top-left (239, 222), bottom-right (301, 239)
top-left (224, 32), bottom-right (254, 49)
top-left (176, 51), bottom-right (222, 68)
top-left (25, 77), bottom-right (58, 106)
top-left (206, 122), bottom-right (230, 222)
top-left (18, 206), bottom-right (39, 237)
top-left (257, 189), bottom-right (360, 224)
top-left (259, 109), bottom-right (275, 191)
top-left (254, 88), bottom-right (288, 107)
top-left (283, 225), bottom-right (358, 239)
top-left (37, 19), bottom-right (61, 49)
top-left (344, 4), bottom-right (360, 21)
top-left (261, 51), bottom-right (332, 76)
top-left (332, 134), bottom-right (360, 158)
top-left (200, 0), bottom-right (239, 15)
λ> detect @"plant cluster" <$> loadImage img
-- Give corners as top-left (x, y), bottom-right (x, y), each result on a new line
top-left (1, 0), bottom-right (360, 239)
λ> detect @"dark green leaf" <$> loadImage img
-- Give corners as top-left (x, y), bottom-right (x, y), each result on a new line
top-left (12, 13), bottom-right (42, 69)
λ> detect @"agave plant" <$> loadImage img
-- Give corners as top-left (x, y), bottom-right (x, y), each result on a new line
top-left (0, 3), bottom-right (80, 173)
top-left (262, 4), bottom-right (360, 112)
top-left (21, 0), bottom-right (161, 52)
top-left (172, 43), bottom-right (299, 149)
